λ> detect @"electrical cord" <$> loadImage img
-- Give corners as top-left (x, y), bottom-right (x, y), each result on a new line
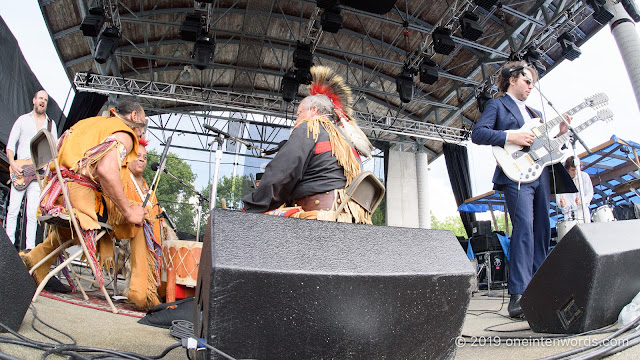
top-left (169, 320), bottom-right (237, 360)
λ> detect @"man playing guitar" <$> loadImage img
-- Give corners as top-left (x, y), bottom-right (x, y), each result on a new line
top-left (5, 90), bottom-right (58, 250)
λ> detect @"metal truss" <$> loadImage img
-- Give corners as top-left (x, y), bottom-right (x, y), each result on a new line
top-left (73, 72), bottom-right (469, 144)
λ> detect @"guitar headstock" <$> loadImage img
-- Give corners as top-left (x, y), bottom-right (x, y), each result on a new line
top-left (584, 93), bottom-right (609, 109)
top-left (596, 108), bottom-right (614, 123)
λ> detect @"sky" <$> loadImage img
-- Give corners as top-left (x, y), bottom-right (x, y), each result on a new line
top-left (2, 2), bottom-right (640, 220)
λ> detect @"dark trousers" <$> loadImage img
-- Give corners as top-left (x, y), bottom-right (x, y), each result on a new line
top-left (501, 169), bottom-right (551, 295)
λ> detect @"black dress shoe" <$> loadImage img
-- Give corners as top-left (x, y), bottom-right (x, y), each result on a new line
top-left (508, 294), bottom-right (524, 318)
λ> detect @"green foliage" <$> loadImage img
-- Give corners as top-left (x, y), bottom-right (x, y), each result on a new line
top-left (371, 193), bottom-right (386, 226)
top-left (143, 150), bottom-right (197, 235)
top-left (430, 213), bottom-right (467, 237)
top-left (198, 175), bottom-right (254, 238)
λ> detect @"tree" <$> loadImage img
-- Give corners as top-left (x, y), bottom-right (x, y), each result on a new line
top-left (430, 213), bottom-right (467, 237)
top-left (143, 150), bottom-right (197, 236)
top-left (198, 175), bottom-right (254, 238)
top-left (371, 194), bottom-right (386, 226)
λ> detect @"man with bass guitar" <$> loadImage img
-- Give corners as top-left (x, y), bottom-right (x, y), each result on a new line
top-left (471, 61), bottom-right (571, 318)
top-left (5, 90), bottom-right (58, 251)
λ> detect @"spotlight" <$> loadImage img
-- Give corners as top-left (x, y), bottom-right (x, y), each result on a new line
top-left (587, 0), bottom-right (614, 25)
top-left (474, 0), bottom-right (499, 10)
top-left (557, 32), bottom-right (581, 61)
top-left (396, 67), bottom-right (415, 103)
top-left (321, 7), bottom-right (343, 33)
top-left (621, 0), bottom-right (640, 22)
top-left (476, 89), bottom-right (492, 112)
top-left (94, 26), bottom-right (121, 64)
top-left (80, 7), bottom-right (105, 37)
top-left (419, 59), bottom-right (439, 85)
top-left (281, 70), bottom-right (299, 102)
top-left (180, 14), bottom-right (204, 42)
top-left (180, 65), bottom-right (193, 82)
top-left (293, 42), bottom-right (314, 69)
top-left (432, 27), bottom-right (456, 55)
top-left (524, 47), bottom-right (546, 77)
top-left (459, 11), bottom-right (483, 41)
top-left (193, 36), bottom-right (216, 70)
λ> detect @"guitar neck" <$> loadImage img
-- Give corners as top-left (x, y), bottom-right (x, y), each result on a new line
top-left (533, 102), bottom-right (589, 134)
top-left (549, 115), bottom-right (601, 150)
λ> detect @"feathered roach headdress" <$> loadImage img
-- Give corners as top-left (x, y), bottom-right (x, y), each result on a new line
top-left (309, 66), bottom-right (374, 158)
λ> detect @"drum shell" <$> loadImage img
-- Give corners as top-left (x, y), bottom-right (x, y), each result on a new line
top-left (592, 205), bottom-right (615, 223)
top-left (161, 239), bottom-right (202, 287)
top-left (557, 220), bottom-right (579, 241)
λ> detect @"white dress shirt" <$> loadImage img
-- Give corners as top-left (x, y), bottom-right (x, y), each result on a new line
top-left (6, 112), bottom-right (58, 160)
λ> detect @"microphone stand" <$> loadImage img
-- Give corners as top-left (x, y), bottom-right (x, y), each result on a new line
top-left (203, 124), bottom-right (265, 211)
top-left (533, 84), bottom-right (592, 224)
top-left (157, 166), bottom-right (210, 241)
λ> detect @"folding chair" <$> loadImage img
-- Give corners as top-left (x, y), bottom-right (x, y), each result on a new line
top-left (28, 129), bottom-right (118, 313)
top-left (334, 171), bottom-right (385, 220)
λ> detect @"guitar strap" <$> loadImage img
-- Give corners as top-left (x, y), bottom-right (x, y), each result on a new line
top-left (47, 116), bottom-right (52, 133)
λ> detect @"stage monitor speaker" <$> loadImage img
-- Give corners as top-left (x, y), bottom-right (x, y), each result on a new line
top-left (521, 220), bottom-right (640, 334)
top-left (195, 209), bottom-right (474, 359)
top-left (0, 229), bottom-right (36, 332)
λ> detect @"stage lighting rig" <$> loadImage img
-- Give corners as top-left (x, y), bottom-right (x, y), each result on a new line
top-left (524, 47), bottom-right (546, 77)
top-left (432, 27), bottom-right (456, 55)
top-left (94, 26), bottom-right (121, 64)
top-left (557, 31), bottom-right (581, 61)
top-left (321, 7), bottom-right (343, 33)
top-left (80, 6), bottom-right (106, 37)
top-left (396, 67), bottom-right (415, 103)
top-left (586, 0), bottom-right (614, 25)
top-left (193, 36), bottom-right (216, 70)
top-left (459, 11), bottom-right (483, 41)
top-left (621, 0), bottom-right (640, 22)
top-left (180, 14), bottom-right (204, 42)
top-left (281, 70), bottom-right (299, 102)
top-left (419, 59), bottom-right (439, 85)
top-left (476, 88), bottom-right (493, 112)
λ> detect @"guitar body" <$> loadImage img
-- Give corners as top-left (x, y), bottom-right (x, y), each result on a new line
top-left (9, 159), bottom-right (37, 191)
top-left (492, 118), bottom-right (565, 183)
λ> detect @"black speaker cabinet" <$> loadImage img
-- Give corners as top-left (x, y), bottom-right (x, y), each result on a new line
top-left (0, 229), bottom-right (36, 332)
top-left (195, 209), bottom-right (474, 359)
top-left (522, 220), bottom-right (640, 334)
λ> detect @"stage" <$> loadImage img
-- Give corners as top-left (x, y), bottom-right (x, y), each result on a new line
top-left (3, 285), bottom-right (640, 359)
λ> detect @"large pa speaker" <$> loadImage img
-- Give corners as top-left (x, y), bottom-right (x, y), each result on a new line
top-left (521, 220), bottom-right (640, 334)
top-left (195, 209), bottom-right (474, 359)
top-left (0, 229), bottom-right (36, 332)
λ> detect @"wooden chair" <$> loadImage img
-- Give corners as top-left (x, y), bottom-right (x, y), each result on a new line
top-left (334, 171), bottom-right (385, 220)
top-left (28, 129), bottom-right (118, 313)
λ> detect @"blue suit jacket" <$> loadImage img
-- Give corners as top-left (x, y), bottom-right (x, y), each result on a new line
top-left (471, 95), bottom-right (542, 186)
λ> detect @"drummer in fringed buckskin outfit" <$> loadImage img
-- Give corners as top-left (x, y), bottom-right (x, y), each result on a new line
top-left (242, 66), bottom-right (375, 223)
top-left (20, 98), bottom-right (148, 307)
top-left (104, 142), bottom-right (167, 309)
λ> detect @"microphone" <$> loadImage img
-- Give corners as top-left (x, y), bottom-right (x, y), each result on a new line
top-left (151, 162), bottom-right (164, 173)
top-left (261, 140), bottom-right (288, 157)
top-left (500, 65), bottom-right (524, 78)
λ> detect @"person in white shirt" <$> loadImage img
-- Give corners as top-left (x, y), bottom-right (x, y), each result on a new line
top-left (556, 156), bottom-right (594, 222)
top-left (5, 90), bottom-right (58, 250)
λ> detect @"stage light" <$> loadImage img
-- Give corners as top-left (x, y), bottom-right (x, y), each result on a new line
top-left (432, 27), bottom-right (456, 55)
top-left (180, 65), bottom-right (193, 82)
top-left (180, 14), bottom-right (204, 42)
top-left (80, 7), bottom-right (105, 37)
top-left (524, 47), bottom-right (546, 77)
top-left (281, 70), bottom-right (299, 102)
top-left (476, 89), bottom-right (492, 112)
top-left (316, 0), bottom-right (338, 8)
top-left (474, 0), bottom-right (499, 10)
top-left (321, 7), bottom-right (343, 33)
top-left (557, 32), bottom-right (581, 61)
top-left (586, 0), bottom-right (614, 25)
top-left (621, 0), bottom-right (640, 22)
top-left (419, 59), bottom-right (439, 85)
top-left (396, 67), bottom-right (415, 104)
top-left (94, 26), bottom-right (120, 64)
top-left (193, 36), bottom-right (216, 70)
top-left (459, 11), bottom-right (483, 41)
top-left (293, 42), bottom-right (314, 70)
top-left (295, 67), bottom-right (312, 85)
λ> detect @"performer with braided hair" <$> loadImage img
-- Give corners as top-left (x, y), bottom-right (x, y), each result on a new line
top-left (242, 66), bottom-right (375, 223)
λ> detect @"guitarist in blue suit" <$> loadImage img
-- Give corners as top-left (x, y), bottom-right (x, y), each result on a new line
top-left (471, 61), bottom-right (570, 318)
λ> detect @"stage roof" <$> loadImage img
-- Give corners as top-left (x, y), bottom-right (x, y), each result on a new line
top-left (39, 0), bottom-right (606, 161)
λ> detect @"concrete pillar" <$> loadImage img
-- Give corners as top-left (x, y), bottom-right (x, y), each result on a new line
top-left (415, 151), bottom-right (431, 229)
top-left (385, 149), bottom-right (420, 228)
top-left (608, 1), bottom-right (640, 110)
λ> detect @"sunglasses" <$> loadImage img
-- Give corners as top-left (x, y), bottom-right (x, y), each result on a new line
top-left (521, 76), bottom-right (533, 86)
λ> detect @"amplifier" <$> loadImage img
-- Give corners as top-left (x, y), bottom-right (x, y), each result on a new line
top-left (476, 250), bottom-right (507, 283)
top-left (471, 221), bottom-right (492, 237)
top-left (470, 233), bottom-right (501, 254)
